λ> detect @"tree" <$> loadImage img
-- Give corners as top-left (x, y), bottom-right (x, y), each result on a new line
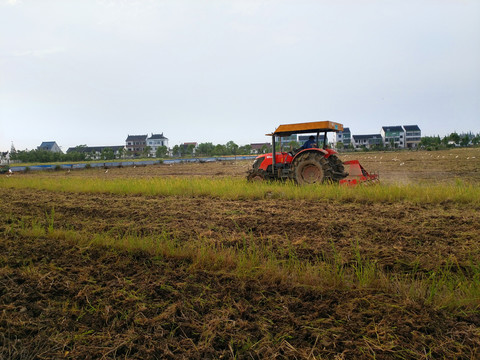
top-left (226, 141), bottom-right (238, 156)
top-left (172, 145), bottom-right (181, 157)
top-left (197, 142), bottom-right (214, 156)
top-left (288, 141), bottom-right (300, 151)
top-left (156, 146), bottom-right (168, 158)
top-left (101, 148), bottom-right (115, 160)
top-left (460, 135), bottom-right (470, 147)
top-left (238, 144), bottom-right (252, 155)
top-left (9, 143), bottom-right (17, 161)
top-left (186, 144), bottom-right (196, 156)
top-left (449, 132), bottom-right (461, 144)
top-left (213, 144), bottom-right (227, 156)
top-left (142, 146), bottom-right (152, 158)
top-left (117, 147), bottom-right (125, 159)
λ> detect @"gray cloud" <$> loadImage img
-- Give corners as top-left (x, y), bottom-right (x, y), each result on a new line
top-left (1, 0), bottom-right (479, 151)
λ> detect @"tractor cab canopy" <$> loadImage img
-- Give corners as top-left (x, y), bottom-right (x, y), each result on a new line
top-left (267, 121), bottom-right (343, 137)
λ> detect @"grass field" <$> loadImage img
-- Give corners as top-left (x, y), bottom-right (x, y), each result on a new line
top-left (1, 147), bottom-right (479, 359)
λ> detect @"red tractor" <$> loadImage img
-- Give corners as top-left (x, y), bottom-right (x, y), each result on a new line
top-left (247, 121), bottom-right (378, 185)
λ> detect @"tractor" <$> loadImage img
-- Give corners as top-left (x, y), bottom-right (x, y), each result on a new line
top-left (247, 121), bottom-right (378, 185)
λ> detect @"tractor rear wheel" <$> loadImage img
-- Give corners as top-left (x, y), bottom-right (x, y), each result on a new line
top-left (292, 152), bottom-right (333, 184)
top-left (247, 169), bottom-right (267, 182)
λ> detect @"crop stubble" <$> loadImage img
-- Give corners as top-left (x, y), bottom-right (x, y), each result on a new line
top-left (1, 148), bottom-right (479, 359)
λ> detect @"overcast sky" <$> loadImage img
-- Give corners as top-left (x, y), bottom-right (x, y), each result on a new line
top-left (1, 0), bottom-right (479, 151)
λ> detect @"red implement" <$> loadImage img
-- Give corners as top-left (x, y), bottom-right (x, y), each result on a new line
top-left (339, 160), bottom-right (379, 186)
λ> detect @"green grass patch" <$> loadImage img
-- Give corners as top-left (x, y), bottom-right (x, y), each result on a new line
top-left (1, 176), bottom-right (479, 205)
top-left (7, 218), bottom-right (480, 312)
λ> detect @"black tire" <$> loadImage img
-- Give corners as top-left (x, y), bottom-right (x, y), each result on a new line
top-left (328, 154), bottom-right (348, 181)
top-left (292, 152), bottom-right (334, 184)
top-left (247, 169), bottom-right (267, 182)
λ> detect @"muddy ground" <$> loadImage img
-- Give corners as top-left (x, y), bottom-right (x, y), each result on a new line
top-left (1, 147), bottom-right (479, 359)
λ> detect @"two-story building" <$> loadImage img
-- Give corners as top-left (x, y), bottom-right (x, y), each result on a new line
top-left (250, 143), bottom-right (271, 154)
top-left (381, 126), bottom-right (405, 148)
top-left (352, 134), bottom-right (383, 149)
top-left (333, 128), bottom-right (351, 148)
top-left (403, 125), bottom-right (421, 148)
top-left (125, 135), bottom-right (147, 155)
top-left (147, 133), bottom-right (169, 156)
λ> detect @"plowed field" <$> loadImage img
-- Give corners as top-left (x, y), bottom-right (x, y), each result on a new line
top-left (1, 148), bottom-right (479, 359)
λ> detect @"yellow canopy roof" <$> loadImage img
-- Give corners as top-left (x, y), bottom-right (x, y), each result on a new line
top-left (267, 121), bottom-right (344, 136)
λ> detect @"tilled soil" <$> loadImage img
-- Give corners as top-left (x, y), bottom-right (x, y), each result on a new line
top-left (1, 186), bottom-right (480, 359)
top-left (1, 223), bottom-right (479, 359)
top-left (1, 147), bottom-right (480, 359)
top-left (1, 188), bottom-right (479, 272)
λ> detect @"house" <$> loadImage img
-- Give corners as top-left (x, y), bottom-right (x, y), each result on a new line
top-left (381, 126), bottom-right (405, 148)
top-left (181, 142), bottom-right (198, 155)
top-left (125, 135), bottom-right (147, 155)
top-left (333, 128), bottom-right (351, 147)
top-left (275, 134), bottom-right (298, 147)
top-left (0, 151), bottom-right (9, 165)
top-left (403, 125), bottom-right (421, 148)
top-left (182, 142), bottom-right (198, 147)
top-left (66, 146), bottom-right (126, 160)
top-left (250, 143), bottom-right (271, 154)
top-left (298, 135), bottom-right (326, 148)
top-left (147, 133), bottom-right (169, 156)
top-left (352, 134), bottom-right (383, 149)
top-left (38, 141), bottom-right (62, 153)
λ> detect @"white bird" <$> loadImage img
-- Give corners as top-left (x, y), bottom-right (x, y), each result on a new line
top-left (400, 162), bottom-right (405, 166)
top-left (105, 169), bottom-right (109, 173)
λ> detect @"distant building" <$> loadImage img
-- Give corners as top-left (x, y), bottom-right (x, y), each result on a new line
top-left (147, 133), bottom-right (169, 156)
top-left (38, 141), bottom-right (62, 153)
top-left (125, 135), bottom-right (147, 155)
top-left (0, 151), bottom-right (9, 165)
top-left (275, 134), bottom-right (298, 148)
top-left (66, 146), bottom-right (125, 160)
top-left (250, 143), bottom-right (271, 154)
top-left (182, 142), bottom-right (198, 155)
top-left (352, 134), bottom-right (383, 149)
top-left (334, 128), bottom-right (351, 147)
top-left (381, 126), bottom-right (405, 148)
top-left (403, 125), bottom-right (421, 148)
top-left (298, 135), bottom-right (326, 148)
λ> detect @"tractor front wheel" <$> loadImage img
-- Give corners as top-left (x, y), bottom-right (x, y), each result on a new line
top-left (247, 169), bottom-right (267, 182)
top-left (328, 154), bottom-right (348, 181)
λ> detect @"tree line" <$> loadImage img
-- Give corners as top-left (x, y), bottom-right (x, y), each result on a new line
top-left (8, 141), bottom-right (257, 164)
top-left (419, 132), bottom-right (480, 150)
top-left (8, 132), bottom-right (479, 164)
